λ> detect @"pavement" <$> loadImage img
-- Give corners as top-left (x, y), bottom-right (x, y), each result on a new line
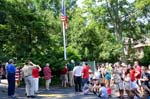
top-left (0, 79), bottom-right (119, 99)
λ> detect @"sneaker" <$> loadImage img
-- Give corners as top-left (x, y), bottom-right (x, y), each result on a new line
top-left (30, 96), bottom-right (36, 98)
top-left (8, 95), bottom-right (16, 98)
top-left (117, 96), bottom-right (121, 98)
top-left (27, 96), bottom-right (30, 98)
top-left (93, 91), bottom-right (96, 95)
top-left (79, 90), bottom-right (82, 92)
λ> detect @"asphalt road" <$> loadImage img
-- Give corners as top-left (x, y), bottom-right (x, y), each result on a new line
top-left (0, 79), bottom-right (119, 99)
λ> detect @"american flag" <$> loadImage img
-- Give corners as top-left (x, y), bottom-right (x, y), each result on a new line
top-left (61, 0), bottom-right (66, 21)
top-left (61, 0), bottom-right (68, 29)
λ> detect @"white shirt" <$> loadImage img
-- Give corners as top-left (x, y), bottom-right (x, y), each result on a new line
top-left (94, 70), bottom-right (100, 79)
top-left (73, 66), bottom-right (83, 76)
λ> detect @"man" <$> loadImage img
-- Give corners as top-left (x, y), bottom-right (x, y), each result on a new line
top-left (130, 66), bottom-right (141, 98)
top-left (134, 61), bottom-right (142, 94)
top-left (82, 63), bottom-right (90, 86)
top-left (67, 60), bottom-right (75, 87)
top-left (43, 63), bottom-right (52, 90)
top-left (134, 61), bottom-right (142, 83)
top-left (21, 60), bottom-right (40, 98)
top-left (6, 59), bottom-right (16, 98)
top-left (73, 62), bottom-right (83, 92)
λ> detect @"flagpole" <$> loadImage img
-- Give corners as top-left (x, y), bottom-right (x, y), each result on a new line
top-left (62, 21), bottom-right (67, 60)
top-left (62, 0), bottom-right (67, 60)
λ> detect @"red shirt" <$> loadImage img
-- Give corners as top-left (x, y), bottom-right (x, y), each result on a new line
top-left (130, 69), bottom-right (136, 81)
top-left (82, 65), bottom-right (90, 79)
top-left (61, 67), bottom-right (68, 74)
top-left (135, 65), bottom-right (142, 79)
top-left (32, 67), bottom-right (39, 78)
top-left (43, 66), bottom-right (52, 80)
top-left (107, 87), bottom-right (112, 95)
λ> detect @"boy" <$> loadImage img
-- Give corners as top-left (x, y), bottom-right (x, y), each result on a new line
top-left (98, 83), bottom-right (109, 98)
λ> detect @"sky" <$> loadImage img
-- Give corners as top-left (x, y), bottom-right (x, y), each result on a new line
top-left (76, 0), bottom-right (135, 7)
top-left (76, 0), bottom-right (149, 24)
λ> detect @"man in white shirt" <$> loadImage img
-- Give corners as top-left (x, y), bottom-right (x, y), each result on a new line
top-left (73, 62), bottom-right (83, 92)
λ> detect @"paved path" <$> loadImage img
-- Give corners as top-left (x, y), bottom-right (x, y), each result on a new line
top-left (0, 79), bottom-right (119, 99)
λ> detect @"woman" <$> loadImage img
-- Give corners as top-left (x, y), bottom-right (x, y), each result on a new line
top-left (114, 63), bottom-right (124, 99)
top-left (60, 65), bottom-right (68, 87)
top-left (43, 63), bottom-right (52, 90)
top-left (124, 69), bottom-right (131, 98)
top-left (32, 66), bottom-right (41, 93)
top-left (100, 64), bottom-right (106, 84)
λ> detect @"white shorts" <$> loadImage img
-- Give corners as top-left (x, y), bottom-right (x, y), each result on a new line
top-left (130, 81), bottom-right (138, 89)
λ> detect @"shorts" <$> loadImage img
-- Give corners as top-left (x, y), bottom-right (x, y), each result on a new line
top-left (60, 74), bottom-right (68, 82)
top-left (124, 82), bottom-right (130, 90)
top-left (130, 81), bottom-right (138, 89)
top-left (118, 82), bottom-right (124, 90)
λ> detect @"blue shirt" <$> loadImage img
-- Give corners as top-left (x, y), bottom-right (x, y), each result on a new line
top-left (99, 86), bottom-right (109, 98)
top-left (7, 64), bottom-right (16, 74)
top-left (105, 72), bottom-right (111, 80)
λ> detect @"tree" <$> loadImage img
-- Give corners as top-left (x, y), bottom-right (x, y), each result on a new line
top-left (67, 1), bottom-right (122, 62)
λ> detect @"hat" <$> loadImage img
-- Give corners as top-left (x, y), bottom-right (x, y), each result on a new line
top-left (46, 63), bottom-right (49, 66)
top-left (9, 59), bottom-right (14, 63)
top-left (121, 63), bottom-right (127, 67)
top-left (71, 60), bottom-right (74, 63)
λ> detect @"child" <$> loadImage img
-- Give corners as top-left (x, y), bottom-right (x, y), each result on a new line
top-left (15, 67), bottom-right (22, 87)
top-left (106, 86), bottom-right (112, 97)
top-left (83, 81), bottom-right (92, 95)
top-left (98, 83), bottom-right (109, 98)
top-left (92, 76), bottom-right (100, 95)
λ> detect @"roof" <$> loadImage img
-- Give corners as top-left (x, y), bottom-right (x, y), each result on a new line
top-left (133, 43), bottom-right (145, 48)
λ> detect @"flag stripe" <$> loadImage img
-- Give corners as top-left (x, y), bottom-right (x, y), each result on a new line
top-left (61, 0), bottom-right (68, 29)
top-left (61, 0), bottom-right (66, 21)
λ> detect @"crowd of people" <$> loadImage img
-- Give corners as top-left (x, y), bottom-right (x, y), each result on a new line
top-left (71, 61), bottom-right (150, 99)
top-left (0, 59), bottom-right (150, 99)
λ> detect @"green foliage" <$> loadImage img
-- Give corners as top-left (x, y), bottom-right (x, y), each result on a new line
top-left (0, 0), bottom-right (63, 69)
top-left (140, 46), bottom-right (150, 66)
top-left (0, 0), bottom-right (150, 70)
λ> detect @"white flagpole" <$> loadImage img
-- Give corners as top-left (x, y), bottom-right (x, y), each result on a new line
top-left (62, 0), bottom-right (67, 60)
top-left (62, 21), bottom-right (67, 60)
